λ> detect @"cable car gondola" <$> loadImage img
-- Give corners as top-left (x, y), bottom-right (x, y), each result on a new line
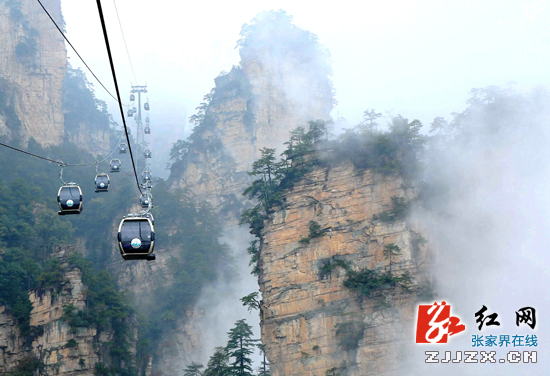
top-left (119, 143), bottom-right (127, 154)
top-left (127, 109), bottom-right (133, 117)
top-left (140, 192), bottom-right (152, 208)
top-left (132, 107), bottom-right (137, 113)
top-left (144, 102), bottom-right (150, 111)
top-left (94, 173), bottom-right (110, 192)
top-left (130, 94), bottom-right (135, 101)
top-left (144, 126), bottom-right (151, 134)
top-left (142, 170), bottom-right (152, 183)
top-left (118, 216), bottom-right (155, 260)
top-left (110, 159), bottom-right (121, 172)
top-left (145, 117), bottom-right (150, 124)
top-left (57, 184), bottom-right (83, 215)
top-left (144, 149), bottom-right (151, 158)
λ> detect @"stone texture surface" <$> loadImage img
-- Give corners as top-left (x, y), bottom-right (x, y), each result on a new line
top-left (258, 162), bottom-right (427, 376)
top-left (110, 43), bottom-right (334, 373)
top-left (0, 0), bottom-right (66, 147)
top-left (0, 246), bottom-right (131, 375)
top-left (66, 122), bottom-right (111, 157)
top-left (173, 57), bottom-right (333, 218)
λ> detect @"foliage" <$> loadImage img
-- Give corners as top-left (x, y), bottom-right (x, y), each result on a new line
top-left (334, 321), bottom-right (366, 351)
top-left (0, 78), bottom-right (22, 139)
top-left (240, 292), bottom-right (261, 313)
top-left (203, 347), bottom-right (231, 376)
top-left (136, 181), bottom-right (232, 365)
top-left (298, 221), bottom-right (325, 243)
top-left (372, 196), bottom-right (409, 223)
top-left (65, 338), bottom-right (78, 348)
top-left (343, 268), bottom-right (412, 298)
top-left (326, 368), bottom-right (341, 376)
top-left (257, 343), bottom-right (270, 376)
top-left (225, 319), bottom-right (258, 376)
top-left (240, 121), bottom-right (327, 239)
top-left (183, 362), bottom-right (204, 376)
top-left (382, 243), bottom-right (401, 273)
top-left (318, 256), bottom-right (350, 280)
top-left (245, 240), bottom-right (260, 277)
top-left (14, 37), bottom-right (37, 59)
top-left (333, 115), bottom-right (425, 177)
top-left (3, 355), bottom-right (43, 376)
top-left (63, 66), bottom-right (111, 133)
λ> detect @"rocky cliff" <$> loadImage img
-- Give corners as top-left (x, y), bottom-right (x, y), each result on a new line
top-left (258, 162), bottom-right (428, 376)
top-left (0, 0), bottom-right (66, 147)
top-left (171, 42), bottom-right (333, 219)
top-left (0, 246), bottom-right (132, 375)
top-left (107, 12), bottom-right (335, 373)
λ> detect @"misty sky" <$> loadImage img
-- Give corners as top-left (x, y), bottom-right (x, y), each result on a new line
top-left (59, 0), bottom-right (550, 135)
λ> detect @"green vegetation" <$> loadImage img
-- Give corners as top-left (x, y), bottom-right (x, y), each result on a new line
top-left (372, 196), bottom-right (409, 222)
top-left (14, 37), bottom-right (37, 59)
top-left (183, 362), bottom-right (204, 376)
top-left (203, 347), bottom-right (230, 376)
top-left (383, 243), bottom-right (401, 273)
top-left (0, 62), bottom-right (232, 375)
top-left (257, 344), bottom-right (270, 376)
top-left (333, 115), bottom-right (425, 177)
top-left (3, 355), bottom-right (44, 376)
top-left (65, 339), bottom-right (78, 348)
top-left (298, 221), bottom-right (325, 243)
top-left (343, 268), bottom-right (411, 298)
top-left (318, 256), bottom-right (350, 281)
top-left (192, 319), bottom-right (268, 376)
top-left (334, 321), bottom-right (366, 351)
top-left (225, 319), bottom-right (258, 376)
top-left (325, 367), bottom-right (343, 376)
top-left (240, 292), bottom-right (261, 313)
top-left (240, 121), bottom-right (328, 238)
top-left (0, 78), bottom-right (22, 140)
top-left (63, 66), bottom-right (112, 133)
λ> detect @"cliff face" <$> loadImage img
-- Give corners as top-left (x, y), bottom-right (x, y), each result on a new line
top-left (0, 0), bottom-right (66, 147)
top-left (172, 57), bottom-right (333, 217)
top-left (0, 246), bottom-right (134, 375)
top-left (259, 162), bottom-right (427, 376)
top-left (65, 123), bottom-right (111, 156)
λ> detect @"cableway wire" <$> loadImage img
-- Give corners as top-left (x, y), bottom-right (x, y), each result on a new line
top-left (35, 0), bottom-right (118, 104)
top-left (0, 135), bottom-right (125, 168)
top-left (0, 141), bottom-right (66, 165)
top-left (95, 0), bottom-right (141, 194)
top-left (112, 0), bottom-right (138, 84)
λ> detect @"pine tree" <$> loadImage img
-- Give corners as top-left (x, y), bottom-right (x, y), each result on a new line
top-left (257, 344), bottom-right (270, 376)
top-left (383, 243), bottom-right (401, 274)
top-left (225, 319), bottom-right (258, 376)
top-left (203, 347), bottom-right (230, 376)
top-left (183, 362), bottom-right (204, 376)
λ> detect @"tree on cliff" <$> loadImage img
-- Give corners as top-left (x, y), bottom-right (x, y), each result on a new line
top-left (203, 347), bottom-right (231, 376)
top-left (225, 319), bottom-right (258, 376)
top-left (383, 243), bottom-right (401, 274)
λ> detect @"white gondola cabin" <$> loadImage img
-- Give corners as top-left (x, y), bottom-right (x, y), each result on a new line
top-left (110, 159), bottom-right (121, 172)
top-left (57, 184), bottom-right (83, 215)
top-left (94, 173), bottom-right (110, 192)
top-left (118, 216), bottom-right (155, 260)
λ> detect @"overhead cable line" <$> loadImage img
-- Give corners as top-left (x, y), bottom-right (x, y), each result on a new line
top-left (35, 0), bottom-right (119, 103)
top-left (0, 141), bottom-right (66, 165)
top-left (112, 0), bottom-right (138, 84)
top-left (0, 135), bottom-right (126, 167)
top-left (95, 0), bottom-right (141, 194)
